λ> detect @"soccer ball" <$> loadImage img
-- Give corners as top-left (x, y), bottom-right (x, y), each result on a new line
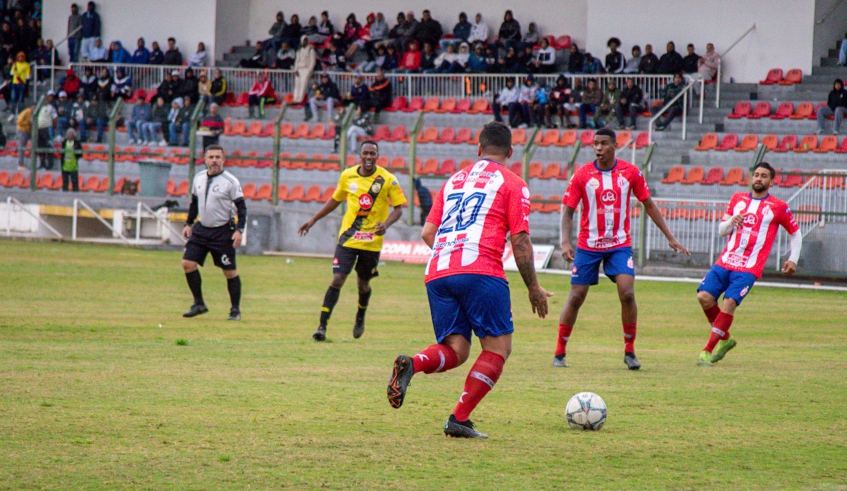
top-left (565, 392), bottom-right (607, 430)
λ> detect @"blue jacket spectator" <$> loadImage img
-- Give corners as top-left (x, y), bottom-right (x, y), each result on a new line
top-left (149, 41), bottom-right (164, 65)
top-left (453, 13), bottom-right (471, 42)
top-left (131, 38), bottom-right (150, 64)
top-left (110, 41), bottom-right (131, 64)
top-left (467, 45), bottom-right (488, 72)
top-left (350, 77), bottom-right (368, 105)
top-left (81, 2), bottom-right (101, 38)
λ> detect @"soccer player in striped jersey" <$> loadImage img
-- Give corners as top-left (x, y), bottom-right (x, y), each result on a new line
top-left (386, 122), bottom-right (552, 439)
top-left (696, 162), bottom-right (802, 366)
top-left (554, 128), bottom-right (689, 369)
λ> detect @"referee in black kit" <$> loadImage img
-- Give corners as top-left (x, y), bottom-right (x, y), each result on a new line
top-left (181, 144), bottom-right (246, 320)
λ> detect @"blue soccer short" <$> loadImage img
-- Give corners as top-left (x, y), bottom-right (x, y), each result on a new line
top-left (697, 265), bottom-right (757, 305)
top-left (426, 274), bottom-right (514, 343)
top-left (571, 247), bottom-right (635, 285)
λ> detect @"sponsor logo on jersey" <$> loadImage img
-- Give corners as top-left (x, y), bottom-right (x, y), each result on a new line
top-left (333, 257), bottom-right (339, 265)
top-left (627, 256), bottom-right (633, 269)
top-left (358, 194), bottom-right (373, 210)
top-left (600, 189), bottom-right (617, 205)
top-left (452, 173), bottom-right (466, 184)
top-left (588, 178), bottom-right (600, 189)
top-left (724, 254), bottom-right (746, 268)
top-left (572, 266), bottom-right (578, 275)
top-left (593, 237), bottom-right (623, 249)
top-left (349, 182), bottom-right (358, 193)
top-left (353, 231), bottom-right (375, 241)
top-left (740, 286), bottom-right (750, 297)
top-left (742, 213), bottom-right (758, 227)
top-left (220, 254), bottom-right (231, 266)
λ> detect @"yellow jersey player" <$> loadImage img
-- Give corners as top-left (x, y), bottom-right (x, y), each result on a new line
top-left (299, 140), bottom-right (407, 341)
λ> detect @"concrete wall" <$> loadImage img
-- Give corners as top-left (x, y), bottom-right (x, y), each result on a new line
top-left (246, 0), bottom-right (588, 50)
top-left (215, 0), bottom-right (251, 61)
top-left (42, 0), bottom-right (217, 65)
top-left (812, 0), bottom-right (847, 66)
top-left (586, 0), bottom-right (816, 83)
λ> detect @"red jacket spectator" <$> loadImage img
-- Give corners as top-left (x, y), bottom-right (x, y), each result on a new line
top-left (249, 75), bottom-right (274, 98)
top-left (400, 41), bottom-right (422, 70)
top-left (62, 68), bottom-right (81, 98)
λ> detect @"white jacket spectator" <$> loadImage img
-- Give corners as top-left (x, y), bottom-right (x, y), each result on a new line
top-left (497, 83), bottom-right (519, 104)
top-left (518, 83), bottom-right (536, 104)
top-left (468, 13), bottom-right (489, 45)
top-left (188, 43), bottom-right (208, 67)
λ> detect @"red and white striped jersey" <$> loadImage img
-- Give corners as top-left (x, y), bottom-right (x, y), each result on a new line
top-left (563, 159), bottom-right (650, 251)
top-left (425, 159), bottom-right (531, 282)
top-left (716, 192), bottom-right (799, 278)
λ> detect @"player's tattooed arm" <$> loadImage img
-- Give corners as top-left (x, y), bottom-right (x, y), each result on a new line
top-left (511, 232), bottom-right (553, 318)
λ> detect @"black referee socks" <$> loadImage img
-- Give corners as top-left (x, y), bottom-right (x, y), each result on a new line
top-left (227, 276), bottom-right (241, 309)
top-left (186, 270), bottom-right (204, 306)
top-left (320, 286), bottom-right (341, 327)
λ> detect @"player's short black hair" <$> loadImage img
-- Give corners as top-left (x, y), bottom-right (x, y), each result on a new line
top-left (754, 161), bottom-right (776, 179)
top-left (360, 140), bottom-right (379, 151)
top-left (205, 144), bottom-right (225, 155)
top-left (168, 37), bottom-right (176, 43)
top-left (479, 122), bottom-right (512, 155)
top-left (607, 37), bottom-right (621, 48)
top-left (595, 127), bottom-right (616, 142)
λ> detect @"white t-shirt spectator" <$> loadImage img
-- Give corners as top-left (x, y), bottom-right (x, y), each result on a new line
top-left (38, 104), bottom-right (58, 129)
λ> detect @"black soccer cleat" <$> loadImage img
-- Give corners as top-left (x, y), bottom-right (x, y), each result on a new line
top-left (624, 352), bottom-right (641, 370)
top-left (386, 355), bottom-right (414, 408)
top-left (227, 308), bottom-right (241, 321)
top-left (312, 326), bottom-right (326, 342)
top-left (352, 320), bottom-right (365, 339)
top-left (444, 415), bottom-right (488, 439)
top-left (182, 304), bottom-right (208, 318)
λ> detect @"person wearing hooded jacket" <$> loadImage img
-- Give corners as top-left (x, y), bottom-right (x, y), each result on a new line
top-left (467, 13), bottom-right (489, 46)
top-left (346, 13), bottom-right (374, 60)
top-left (293, 35), bottom-right (316, 103)
top-left (80, 66), bottom-right (97, 100)
top-left (817, 79), bottom-right (847, 135)
top-left (111, 68), bottom-right (132, 99)
top-left (109, 41), bottom-right (131, 64)
top-left (61, 68), bottom-right (81, 99)
top-left (131, 37), bottom-right (150, 64)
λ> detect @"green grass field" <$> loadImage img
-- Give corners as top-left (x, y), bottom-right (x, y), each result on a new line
top-left (1, 240), bottom-right (846, 490)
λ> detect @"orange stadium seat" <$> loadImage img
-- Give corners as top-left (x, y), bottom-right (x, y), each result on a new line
top-left (773, 135), bottom-right (798, 152)
top-left (834, 138), bottom-right (847, 154)
top-left (36, 173), bottom-right (53, 189)
top-left (390, 157), bottom-right (406, 170)
top-left (306, 123), bottom-right (326, 140)
top-left (701, 167), bottom-right (724, 185)
top-left (715, 134), bottom-right (739, 151)
top-left (770, 102), bottom-right (794, 120)
top-left (48, 173), bottom-right (63, 190)
top-left (279, 122), bottom-right (294, 138)
top-left (635, 132), bottom-right (650, 148)
top-left (81, 175), bottom-right (100, 192)
top-left (375, 156), bottom-right (390, 169)
top-left (386, 125), bottom-right (407, 142)
top-left (320, 154), bottom-right (340, 172)
top-left (459, 159), bottom-right (474, 170)
top-left (530, 194), bottom-right (544, 213)
top-left (779, 169), bottom-right (803, 188)
top-left (174, 180), bottom-right (189, 197)
top-left (384, 96), bottom-right (407, 112)
top-left (435, 97), bottom-right (456, 113)
top-left (304, 153), bottom-right (324, 170)
top-left (94, 177), bottom-right (110, 193)
top-left (510, 162), bottom-right (522, 175)
top-left (244, 121), bottom-right (263, 136)
top-left (541, 163), bottom-right (561, 180)
top-left (302, 185), bottom-right (322, 202)
top-left (694, 133), bottom-right (718, 151)
top-left (453, 98), bottom-right (472, 113)
top-left (778, 69), bottom-right (802, 85)
top-left (286, 185), bottom-right (306, 202)
top-left (810, 103), bottom-right (829, 120)
top-left (371, 125), bottom-right (391, 141)
top-left (661, 166), bottom-right (685, 184)
top-left (761, 134), bottom-right (779, 150)
top-left (759, 68), bottom-right (783, 85)
top-left (226, 120), bottom-right (245, 136)
top-left (748, 102), bottom-right (771, 119)
top-left (735, 134), bottom-right (759, 152)
top-left (417, 126), bottom-right (439, 143)
top-left (469, 128), bottom-right (483, 145)
top-left (814, 135), bottom-right (838, 153)
top-left (291, 123), bottom-right (310, 139)
top-left (276, 184), bottom-right (289, 201)
top-left (556, 130), bottom-right (578, 147)
top-left (616, 131), bottom-right (633, 148)
top-left (794, 135), bottom-right (818, 153)
top-left (417, 158), bottom-right (439, 175)
top-left (321, 186), bottom-right (337, 201)
top-left (254, 184), bottom-right (272, 201)
top-left (435, 127), bottom-right (455, 143)
top-left (260, 122), bottom-right (275, 137)
top-left (579, 130), bottom-right (595, 147)
top-left (451, 127), bottom-right (472, 144)
top-left (720, 168), bottom-right (745, 186)
top-left (144, 89), bottom-right (158, 103)
top-left (538, 129), bottom-right (560, 147)
top-left (437, 159), bottom-right (457, 175)
top-left (403, 97), bottom-right (425, 112)
top-left (727, 101), bottom-right (751, 119)
top-left (681, 166), bottom-right (705, 185)
top-left (241, 183), bottom-right (257, 200)
top-left (528, 162), bottom-right (544, 179)
top-left (467, 98), bottom-right (489, 114)
top-left (789, 102), bottom-right (814, 120)
top-left (511, 128), bottom-right (527, 145)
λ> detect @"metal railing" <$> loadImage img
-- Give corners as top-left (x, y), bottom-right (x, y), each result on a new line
top-left (72, 198), bottom-right (131, 244)
top-left (5, 196), bottom-right (63, 238)
top-left (715, 23), bottom-right (756, 108)
top-left (817, 0), bottom-right (846, 23)
top-left (648, 77), bottom-right (701, 145)
top-left (135, 201), bottom-right (187, 244)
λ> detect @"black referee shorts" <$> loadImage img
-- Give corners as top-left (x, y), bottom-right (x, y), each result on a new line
top-left (183, 223), bottom-right (237, 270)
top-left (332, 244), bottom-right (380, 281)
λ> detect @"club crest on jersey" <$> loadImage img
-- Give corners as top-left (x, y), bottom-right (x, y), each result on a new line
top-left (742, 213), bottom-right (758, 227)
top-left (617, 175), bottom-right (628, 188)
top-left (359, 194), bottom-right (373, 210)
top-left (600, 189), bottom-right (617, 205)
top-left (587, 178), bottom-right (600, 189)
top-left (370, 182), bottom-right (382, 194)
top-left (762, 205), bottom-right (773, 216)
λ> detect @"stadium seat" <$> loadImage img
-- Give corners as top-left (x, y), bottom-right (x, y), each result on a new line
top-left (810, 103), bottom-right (829, 120)
top-left (375, 156), bottom-right (390, 169)
top-left (510, 162), bottom-right (522, 175)
top-left (681, 166), bottom-right (705, 185)
top-left (634, 132), bottom-right (650, 149)
top-left (660, 166), bottom-right (685, 184)
top-left (761, 134), bottom-right (779, 151)
top-left (556, 130), bottom-right (578, 147)
top-left (285, 185), bottom-right (306, 202)
top-left (538, 129), bottom-right (560, 147)
top-left (304, 153), bottom-right (324, 170)
top-left (235, 92), bottom-right (249, 106)
top-left (321, 186), bottom-right (337, 201)
top-left (389, 156), bottom-right (406, 170)
top-left (789, 102), bottom-right (814, 120)
top-left (429, 126), bottom-right (454, 144)
top-left (467, 98), bottom-right (489, 114)
top-left (735, 134), bottom-right (759, 152)
top-left (579, 130), bottom-right (595, 147)
top-left (291, 123), bottom-right (310, 139)
top-left (779, 169), bottom-right (803, 188)
top-left (80, 175), bottom-right (100, 192)
top-left (437, 159), bottom-right (456, 175)
top-left (241, 183), bottom-right (258, 200)
top-left (126, 89), bottom-right (145, 104)
top-left (459, 159), bottom-right (474, 170)
top-left (144, 89), bottom-right (158, 104)
top-left (759, 68), bottom-right (784, 85)
top-left (301, 185), bottom-right (321, 202)
top-left (451, 127), bottom-right (472, 144)
top-left (166, 179), bottom-right (177, 196)
top-left (512, 128), bottom-right (527, 145)
top-left (452, 98), bottom-right (472, 113)
top-left (174, 180), bottom-right (189, 197)
top-left (726, 101), bottom-right (751, 119)
top-left (529, 194), bottom-right (544, 213)
top-left (770, 102), bottom-right (794, 120)
top-left (715, 134), bottom-right (739, 151)
top-left (227, 120), bottom-right (246, 136)
top-left (778, 69), bottom-right (802, 85)
top-left (277, 152), bottom-right (291, 168)
top-left (253, 184), bottom-right (272, 201)
top-left (834, 138), bottom-right (847, 154)
top-left (417, 126), bottom-right (440, 144)
top-left (36, 173), bottom-right (54, 189)
top-left (813, 135), bottom-right (838, 153)
top-left (279, 122), bottom-right (294, 138)
top-left (384, 96), bottom-right (407, 112)
top-left (111, 177), bottom-right (127, 193)
top-left (794, 135), bottom-right (818, 153)
top-left (616, 131), bottom-right (633, 148)
top-left (346, 155), bottom-right (357, 167)
top-left (773, 135), bottom-right (798, 152)
top-left (259, 122), bottom-right (275, 137)
top-left (386, 125), bottom-right (407, 142)
top-left (748, 102), bottom-right (771, 119)
top-left (701, 167), bottom-right (724, 185)
top-left (541, 163), bottom-right (561, 180)
top-left (528, 162), bottom-right (544, 179)
top-left (371, 125), bottom-right (391, 141)
top-left (244, 121), bottom-right (263, 137)
top-left (417, 158), bottom-right (439, 175)
top-left (435, 98), bottom-right (457, 113)
top-left (49, 173), bottom-right (64, 190)
top-left (256, 152), bottom-right (273, 168)
top-left (306, 123), bottom-right (326, 140)
top-left (116, 146), bottom-right (135, 162)
top-left (720, 167), bottom-right (744, 186)
top-left (320, 154), bottom-right (341, 172)
top-left (402, 96), bottom-right (425, 113)
top-left (553, 35), bottom-right (572, 50)
top-left (276, 184), bottom-right (289, 201)
top-left (694, 133), bottom-right (718, 151)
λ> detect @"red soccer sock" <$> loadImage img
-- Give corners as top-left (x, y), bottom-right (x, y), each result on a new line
top-left (704, 312), bottom-right (734, 352)
top-left (452, 350), bottom-right (505, 422)
top-left (623, 323), bottom-right (637, 353)
top-left (555, 324), bottom-right (574, 357)
top-left (703, 304), bottom-right (721, 324)
top-left (411, 344), bottom-right (459, 374)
